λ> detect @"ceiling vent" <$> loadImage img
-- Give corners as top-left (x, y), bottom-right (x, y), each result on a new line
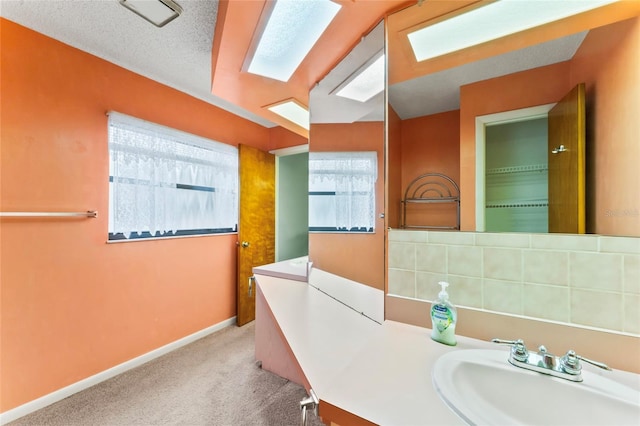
top-left (119, 0), bottom-right (183, 27)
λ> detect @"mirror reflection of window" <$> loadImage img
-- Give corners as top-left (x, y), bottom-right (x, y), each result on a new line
top-left (307, 19), bottom-right (385, 290)
top-left (308, 151), bottom-right (377, 232)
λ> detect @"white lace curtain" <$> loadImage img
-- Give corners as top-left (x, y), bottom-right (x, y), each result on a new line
top-left (308, 151), bottom-right (377, 231)
top-left (108, 112), bottom-right (238, 238)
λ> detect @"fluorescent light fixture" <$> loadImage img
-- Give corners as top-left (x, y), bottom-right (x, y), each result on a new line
top-left (407, 0), bottom-right (617, 62)
top-left (247, 0), bottom-right (341, 82)
top-left (119, 0), bottom-right (183, 27)
top-left (267, 100), bottom-right (309, 130)
top-left (334, 52), bottom-right (385, 103)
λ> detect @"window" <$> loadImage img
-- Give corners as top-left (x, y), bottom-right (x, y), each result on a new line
top-left (308, 151), bottom-right (377, 232)
top-left (108, 112), bottom-right (238, 240)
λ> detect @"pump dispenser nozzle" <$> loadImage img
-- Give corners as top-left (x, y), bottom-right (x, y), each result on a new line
top-left (438, 281), bottom-right (449, 300)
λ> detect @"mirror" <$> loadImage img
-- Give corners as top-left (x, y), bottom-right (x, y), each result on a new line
top-left (308, 21), bottom-right (386, 290)
top-left (385, 1), bottom-right (640, 334)
top-left (387, 1), bottom-right (640, 238)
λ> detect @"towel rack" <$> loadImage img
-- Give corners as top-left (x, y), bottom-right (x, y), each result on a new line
top-left (401, 173), bottom-right (460, 230)
top-left (0, 211), bottom-right (97, 218)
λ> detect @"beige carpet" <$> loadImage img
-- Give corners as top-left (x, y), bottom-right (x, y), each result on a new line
top-left (9, 322), bottom-right (325, 426)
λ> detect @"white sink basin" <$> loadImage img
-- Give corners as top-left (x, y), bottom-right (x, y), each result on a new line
top-left (432, 349), bottom-right (640, 425)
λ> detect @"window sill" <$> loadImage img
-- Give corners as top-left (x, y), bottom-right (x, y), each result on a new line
top-left (106, 231), bottom-right (238, 244)
top-left (308, 230), bottom-right (375, 234)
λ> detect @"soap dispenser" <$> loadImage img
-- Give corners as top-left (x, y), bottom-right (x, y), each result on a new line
top-left (430, 281), bottom-right (457, 346)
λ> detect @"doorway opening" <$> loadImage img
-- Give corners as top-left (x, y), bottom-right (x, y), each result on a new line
top-left (271, 144), bottom-right (309, 261)
top-left (475, 104), bottom-right (554, 232)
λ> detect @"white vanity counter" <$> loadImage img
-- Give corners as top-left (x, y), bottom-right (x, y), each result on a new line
top-left (252, 256), bottom-right (310, 282)
top-left (254, 273), bottom-right (380, 402)
top-left (323, 320), bottom-right (496, 425)
top-left (254, 271), bottom-right (471, 425)
top-left (254, 266), bottom-right (640, 425)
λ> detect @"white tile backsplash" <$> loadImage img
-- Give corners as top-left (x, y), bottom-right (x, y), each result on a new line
top-left (388, 229), bottom-right (428, 243)
top-left (427, 231), bottom-right (475, 245)
top-left (387, 230), bottom-right (639, 334)
top-left (523, 250), bottom-right (569, 285)
top-left (523, 284), bottom-right (570, 323)
top-left (416, 271), bottom-right (447, 300)
top-left (447, 275), bottom-right (483, 309)
top-left (416, 244), bottom-right (446, 273)
top-left (531, 234), bottom-right (599, 251)
top-left (570, 289), bottom-right (623, 331)
top-left (447, 245), bottom-right (482, 277)
top-left (476, 232), bottom-right (530, 248)
top-left (600, 236), bottom-right (640, 254)
top-left (483, 279), bottom-right (523, 315)
top-left (624, 255), bottom-right (640, 294)
top-left (623, 294), bottom-right (640, 334)
top-left (388, 268), bottom-right (416, 298)
top-left (388, 242), bottom-right (415, 270)
top-left (569, 252), bottom-right (623, 292)
top-left (483, 247), bottom-right (522, 281)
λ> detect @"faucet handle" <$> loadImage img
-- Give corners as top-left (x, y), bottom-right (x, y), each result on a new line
top-left (491, 338), bottom-right (523, 346)
top-left (492, 338), bottom-right (529, 362)
top-left (560, 350), bottom-right (612, 375)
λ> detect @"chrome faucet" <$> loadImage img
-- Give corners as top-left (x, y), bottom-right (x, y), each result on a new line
top-left (537, 345), bottom-right (556, 369)
top-left (492, 338), bottom-right (611, 382)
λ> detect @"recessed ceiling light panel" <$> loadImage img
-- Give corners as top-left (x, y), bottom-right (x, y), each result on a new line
top-left (247, 0), bottom-right (341, 82)
top-left (334, 52), bottom-right (385, 103)
top-left (267, 100), bottom-right (310, 130)
top-left (407, 0), bottom-right (617, 62)
top-left (119, 0), bottom-right (183, 27)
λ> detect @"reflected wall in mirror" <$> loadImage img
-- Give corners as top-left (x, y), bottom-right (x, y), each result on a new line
top-left (387, 0), bottom-right (640, 237)
top-left (308, 21), bottom-right (385, 290)
top-left (386, 1), bottom-right (640, 334)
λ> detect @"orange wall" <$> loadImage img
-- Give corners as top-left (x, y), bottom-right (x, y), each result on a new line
top-left (269, 126), bottom-right (308, 151)
top-left (401, 110), bottom-right (460, 189)
top-left (399, 110), bottom-right (461, 229)
top-left (388, 108), bottom-right (461, 230)
top-left (387, 106), bottom-right (402, 229)
top-left (308, 122), bottom-right (385, 290)
top-left (459, 61), bottom-right (572, 230)
top-left (459, 17), bottom-right (639, 235)
top-left (571, 17), bottom-right (640, 237)
top-left (0, 19), bottom-right (280, 412)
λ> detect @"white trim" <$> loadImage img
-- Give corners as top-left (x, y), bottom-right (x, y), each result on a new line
top-left (275, 156), bottom-right (281, 261)
top-left (474, 103), bottom-right (555, 232)
top-left (475, 116), bottom-right (487, 232)
top-left (106, 231), bottom-right (238, 244)
top-left (269, 144), bottom-right (309, 157)
top-left (0, 317), bottom-right (237, 425)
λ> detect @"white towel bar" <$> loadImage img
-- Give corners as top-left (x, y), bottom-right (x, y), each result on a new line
top-left (0, 211), bottom-right (97, 218)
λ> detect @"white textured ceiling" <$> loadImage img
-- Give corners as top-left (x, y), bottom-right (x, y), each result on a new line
top-left (1, 0), bottom-right (590, 126)
top-left (310, 21), bottom-right (588, 124)
top-left (388, 31), bottom-right (588, 120)
top-left (310, 21), bottom-right (385, 124)
top-left (0, 0), bottom-right (276, 128)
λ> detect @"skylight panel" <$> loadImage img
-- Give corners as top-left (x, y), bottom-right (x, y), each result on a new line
top-left (335, 53), bottom-right (385, 103)
top-left (407, 0), bottom-right (617, 62)
top-left (247, 0), bottom-right (341, 82)
top-left (268, 100), bottom-right (310, 130)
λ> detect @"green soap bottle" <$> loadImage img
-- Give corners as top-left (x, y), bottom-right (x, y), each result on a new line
top-left (430, 281), bottom-right (457, 346)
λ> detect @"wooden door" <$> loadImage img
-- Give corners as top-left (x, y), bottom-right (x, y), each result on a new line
top-left (548, 83), bottom-right (586, 234)
top-left (237, 144), bottom-right (275, 326)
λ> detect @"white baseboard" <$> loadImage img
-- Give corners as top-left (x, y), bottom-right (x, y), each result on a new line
top-left (0, 316), bottom-right (237, 425)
